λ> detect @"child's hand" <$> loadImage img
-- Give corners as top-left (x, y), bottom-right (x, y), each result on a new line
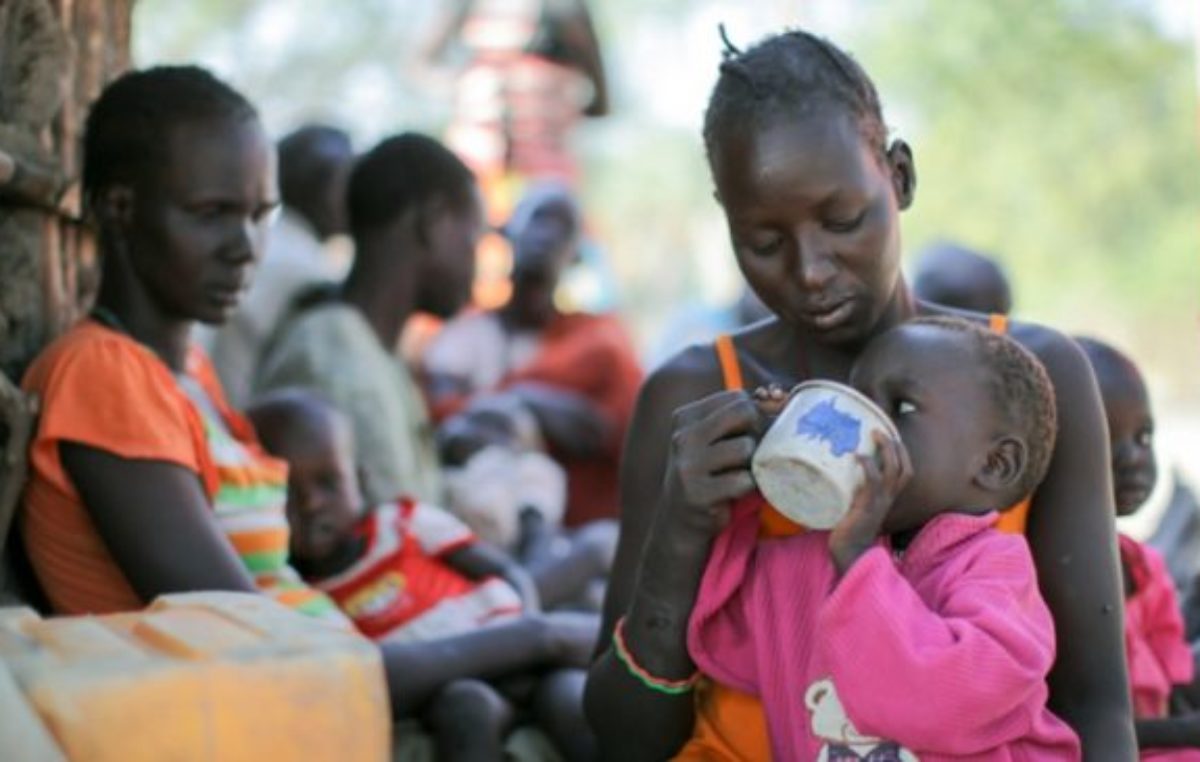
top-left (829, 431), bottom-right (912, 576)
top-left (751, 383), bottom-right (798, 418)
top-left (501, 563), bottom-right (543, 614)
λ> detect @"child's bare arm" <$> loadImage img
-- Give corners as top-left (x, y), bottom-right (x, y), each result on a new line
top-left (380, 612), bottom-right (598, 716)
top-left (1135, 715), bottom-right (1200, 749)
top-left (445, 542), bottom-right (542, 613)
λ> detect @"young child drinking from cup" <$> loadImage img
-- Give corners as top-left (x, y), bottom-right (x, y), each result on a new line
top-left (686, 316), bottom-right (1079, 759)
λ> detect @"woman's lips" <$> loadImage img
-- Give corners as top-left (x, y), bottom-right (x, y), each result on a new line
top-left (806, 299), bottom-right (854, 331)
top-left (207, 282), bottom-right (247, 306)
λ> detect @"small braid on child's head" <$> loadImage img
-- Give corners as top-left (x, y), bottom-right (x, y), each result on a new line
top-left (703, 28), bottom-right (887, 165)
top-left (717, 23), bottom-right (742, 59)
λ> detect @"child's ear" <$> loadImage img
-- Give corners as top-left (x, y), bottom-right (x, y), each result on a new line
top-left (885, 140), bottom-right (916, 211)
top-left (974, 435), bottom-right (1027, 495)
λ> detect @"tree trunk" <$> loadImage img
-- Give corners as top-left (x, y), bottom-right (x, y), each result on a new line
top-left (0, 0), bottom-right (133, 381)
top-left (0, 0), bottom-right (132, 570)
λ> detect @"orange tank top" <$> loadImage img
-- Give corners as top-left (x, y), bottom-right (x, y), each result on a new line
top-left (676, 315), bottom-right (1031, 761)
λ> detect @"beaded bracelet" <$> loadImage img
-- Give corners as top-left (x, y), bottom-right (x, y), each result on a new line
top-left (612, 616), bottom-right (701, 695)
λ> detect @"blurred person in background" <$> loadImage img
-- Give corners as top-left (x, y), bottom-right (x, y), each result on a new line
top-left (421, 0), bottom-right (612, 313)
top-left (423, 0), bottom-right (608, 192)
top-left (203, 124), bottom-right (355, 407)
top-left (1077, 337), bottom-right (1200, 756)
top-left (648, 284), bottom-right (772, 369)
top-left (422, 182), bottom-right (641, 528)
top-left (911, 239), bottom-right (1013, 316)
top-left (256, 133), bottom-right (484, 507)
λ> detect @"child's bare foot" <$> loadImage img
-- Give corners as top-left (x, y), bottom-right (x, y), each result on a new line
top-left (533, 669), bottom-right (597, 761)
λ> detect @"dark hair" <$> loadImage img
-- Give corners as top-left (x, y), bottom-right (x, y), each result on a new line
top-left (703, 29), bottom-right (887, 165)
top-left (82, 65), bottom-right (257, 204)
top-left (245, 388), bottom-right (348, 459)
top-left (1075, 336), bottom-right (1145, 399)
top-left (277, 124), bottom-right (353, 210)
top-left (910, 316), bottom-right (1058, 501)
top-left (912, 240), bottom-right (1013, 315)
top-left (346, 132), bottom-right (475, 237)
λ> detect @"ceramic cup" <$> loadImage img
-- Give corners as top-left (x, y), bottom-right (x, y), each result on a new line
top-left (751, 380), bottom-right (900, 529)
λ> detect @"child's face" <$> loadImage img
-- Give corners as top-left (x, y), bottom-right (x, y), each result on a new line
top-left (280, 428), bottom-right (364, 563)
top-left (849, 324), bottom-right (1006, 533)
top-left (1097, 363), bottom-right (1156, 516)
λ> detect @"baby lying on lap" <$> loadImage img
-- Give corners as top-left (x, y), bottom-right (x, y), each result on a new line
top-left (247, 390), bottom-right (597, 760)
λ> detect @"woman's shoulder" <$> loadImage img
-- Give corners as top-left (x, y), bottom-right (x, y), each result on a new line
top-left (260, 302), bottom-right (381, 381)
top-left (23, 320), bottom-right (165, 396)
top-left (1004, 318), bottom-right (1095, 394)
top-left (916, 303), bottom-right (1089, 387)
top-left (638, 337), bottom-right (733, 417)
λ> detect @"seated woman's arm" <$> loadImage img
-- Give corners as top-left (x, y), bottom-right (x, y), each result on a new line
top-left (1020, 328), bottom-right (1136, 759)
top-left (585, 350), bottom-right (758, 760)
top-left (445, 541), bottom-right (542, 613)
top-left (381, 610), bottom-right (598, 715)
top-left (502, 382), bottom-right (611, 459)
top-left (61, 441), bottom-right (598, 719)
top-left (1137, 715), bottom-right (1200, 749)
top-left (59, 442), bottom-right (257, 599)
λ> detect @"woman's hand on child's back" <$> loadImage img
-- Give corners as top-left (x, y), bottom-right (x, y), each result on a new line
top-left (658, 390), bottom-right (763, 544)
top-left (829, 432), bottom-right (912, 575)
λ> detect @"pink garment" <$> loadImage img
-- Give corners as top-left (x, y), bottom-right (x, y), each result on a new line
top-left (688, 495), bottom-right (1080, 761)
top-left (1120, 535), bottom-right (1200, 760)
top-left (1122, 534), bottom-right (1195, 719)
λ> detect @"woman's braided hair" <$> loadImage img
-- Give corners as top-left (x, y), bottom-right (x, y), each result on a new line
top-left (702, 28), bottom-right (888, 166)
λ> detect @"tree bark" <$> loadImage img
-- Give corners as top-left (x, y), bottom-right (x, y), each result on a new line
top-left (0, 0), bottom-right (132, 560)
top-left (0, 0), bottom-right (133, 381)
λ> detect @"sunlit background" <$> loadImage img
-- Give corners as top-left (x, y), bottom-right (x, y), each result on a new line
top-left (135, 0), bottom-right (1200, 532)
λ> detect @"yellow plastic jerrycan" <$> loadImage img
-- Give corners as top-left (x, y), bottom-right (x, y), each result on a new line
top-left (0, 591), bottom-right (390, 761)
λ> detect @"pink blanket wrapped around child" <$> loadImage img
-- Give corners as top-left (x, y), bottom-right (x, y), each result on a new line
top-left (687, 494), bottom-right (1080, 760)
top-left (1121, 534), bottom-right (1200, 761)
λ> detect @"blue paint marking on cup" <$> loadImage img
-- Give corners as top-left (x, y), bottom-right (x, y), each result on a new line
top-left (794, 397), bottom-right (862, 457)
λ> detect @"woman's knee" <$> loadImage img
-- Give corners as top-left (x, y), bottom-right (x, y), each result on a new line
top-left (427, 678), bottom-right (514, 734)
top-left (534, 669), bottom-right (597, 761)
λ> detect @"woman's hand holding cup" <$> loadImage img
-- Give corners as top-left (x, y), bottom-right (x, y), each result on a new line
top-left (658, 390), bottom-right (764, 545)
